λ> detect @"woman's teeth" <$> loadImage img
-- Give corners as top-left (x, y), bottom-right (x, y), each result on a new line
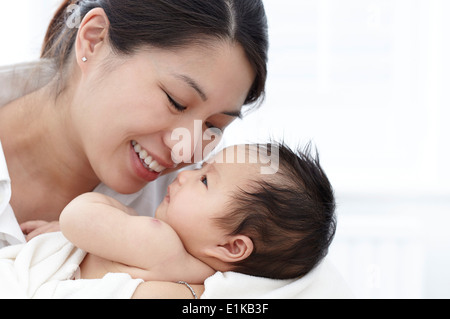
top-left (132, 141), bottom-right (165, 173)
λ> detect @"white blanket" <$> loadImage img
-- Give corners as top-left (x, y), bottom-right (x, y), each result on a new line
top-left (0, 232), bottom-right (142, 299)
top-left (0, 231), bottom-right (352, 299)
top-left (202, 259), bottom-right (354, 299)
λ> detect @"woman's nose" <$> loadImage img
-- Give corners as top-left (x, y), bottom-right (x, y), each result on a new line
top-left (164, 120), bottom-right (205, 165)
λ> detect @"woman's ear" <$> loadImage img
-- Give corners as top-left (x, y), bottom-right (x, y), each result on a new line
top-left (75, 8), bottom-right (110, 67)
top-left (206, 235), bottom-right (254, 263)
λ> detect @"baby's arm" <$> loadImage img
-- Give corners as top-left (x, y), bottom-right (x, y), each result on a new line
top-left (59, 192), bottom-right (186, 277)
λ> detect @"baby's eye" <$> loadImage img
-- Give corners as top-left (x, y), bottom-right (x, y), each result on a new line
top-left (201, 175), bottom-right (208, 187)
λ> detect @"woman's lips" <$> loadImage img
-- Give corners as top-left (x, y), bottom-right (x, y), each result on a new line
top-left (131, 140), bottom-right (167, 173)
top-left (129, 142), bottom-right (160, 182)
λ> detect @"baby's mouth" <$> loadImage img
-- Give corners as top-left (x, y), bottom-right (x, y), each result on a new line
top-left (131, 140), bottom-right (166, 173)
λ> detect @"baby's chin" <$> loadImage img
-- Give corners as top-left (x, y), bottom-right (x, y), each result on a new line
top-left (154, 206), bottom-right (161, 219)
top-left (154, 204), bottom-right (168, 222)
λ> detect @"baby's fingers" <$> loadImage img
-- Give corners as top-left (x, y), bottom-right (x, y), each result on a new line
top-left (20, 220), bottom-right (49, 235)
top-left (20, 220), bottom-right (60, 241)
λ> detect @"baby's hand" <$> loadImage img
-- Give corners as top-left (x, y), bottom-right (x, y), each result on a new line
top-left (20, 220), bottom-right (60, 241)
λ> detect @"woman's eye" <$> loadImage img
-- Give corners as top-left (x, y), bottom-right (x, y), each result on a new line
top-left (204, 122), bottom-right (224, 136)
top-left (205, 122), bottom-right (218, 130)
top-left (201, 175), bottom-right (208, 187)
top-left (166, 93), bottom-right (187, 112)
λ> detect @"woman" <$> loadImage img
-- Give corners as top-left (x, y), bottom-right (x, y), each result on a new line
top-left (0, 0), bottom-right (268, 297)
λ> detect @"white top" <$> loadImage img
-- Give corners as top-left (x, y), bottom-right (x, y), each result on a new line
top-left (0, 141), bottom-right (26, 247)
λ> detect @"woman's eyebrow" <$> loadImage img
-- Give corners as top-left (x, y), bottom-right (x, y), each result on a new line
top-left (174, 73), bottom-right (208, 102)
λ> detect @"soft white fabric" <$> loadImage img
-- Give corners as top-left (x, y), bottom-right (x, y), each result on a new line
top-left (0, 232), bottom-right (142, 299)
top-left (202, 259), bottom-right (354, 299)
top-left (0, 141), bottom-right (26, 248)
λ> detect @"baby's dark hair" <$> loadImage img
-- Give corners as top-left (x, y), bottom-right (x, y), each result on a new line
top-left (216, 142), bottom-right (336, 279)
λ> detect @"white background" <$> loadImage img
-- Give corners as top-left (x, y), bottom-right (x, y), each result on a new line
top-left (1, 0), bottom-right (449, 298)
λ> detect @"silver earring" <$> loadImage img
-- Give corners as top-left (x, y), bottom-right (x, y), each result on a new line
top-left (81, 57), bottom-right (87, 62)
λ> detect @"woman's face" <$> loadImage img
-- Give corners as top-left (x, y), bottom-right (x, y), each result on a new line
top-left (72, 42), bottom-right (255, 194)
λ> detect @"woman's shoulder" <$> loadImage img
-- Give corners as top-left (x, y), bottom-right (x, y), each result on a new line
top-left (0, 60), bottom-right (54, 108)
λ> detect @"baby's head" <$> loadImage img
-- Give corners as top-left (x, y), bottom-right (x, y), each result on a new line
top-left (155, 142), bottom-right (336, 280)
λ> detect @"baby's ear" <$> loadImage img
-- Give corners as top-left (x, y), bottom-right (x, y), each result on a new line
top-left (206, 235), bottom-right (254, 263)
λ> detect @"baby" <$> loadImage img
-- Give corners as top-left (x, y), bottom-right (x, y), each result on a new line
top-left (32, 143), bottom-right (337, 284)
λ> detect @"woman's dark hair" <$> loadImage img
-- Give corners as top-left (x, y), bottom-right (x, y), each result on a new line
top-left (41, 0), bottom-right (268, 106)
top-left (216, 143), bottom-right (337, 279)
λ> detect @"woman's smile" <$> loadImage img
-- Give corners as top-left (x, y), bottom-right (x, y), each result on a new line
top-left (129, 141), bottom-right (170, 182)
top-left (132, 140), bottom-right (167, 173)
